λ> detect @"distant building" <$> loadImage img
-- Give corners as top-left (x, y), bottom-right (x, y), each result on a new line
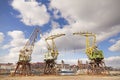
top-left (57, 64), bottom-right (70, 69)
top-left (31, 62), bottom-right (45, 69)
top-left (0, 63), bottom-right (15, 70)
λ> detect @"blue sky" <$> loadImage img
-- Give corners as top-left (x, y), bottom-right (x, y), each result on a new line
top-left (0, 0), bottom-right (120, 68)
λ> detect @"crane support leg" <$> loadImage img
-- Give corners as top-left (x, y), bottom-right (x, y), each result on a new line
top-left (14, 61), bottom-right (31, 76)
top-left (44, 59), bottom-right (55, 74)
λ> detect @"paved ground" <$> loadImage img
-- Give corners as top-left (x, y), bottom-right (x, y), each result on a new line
top-left (0, 75), bottom-right (120, 80)
top-left (0, 71), bottom-right (120, 80)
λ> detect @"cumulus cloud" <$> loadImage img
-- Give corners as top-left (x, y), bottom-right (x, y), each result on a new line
top-left (51, 0), bottom-right (120, 26)
top-left (105, 56), bottom-right (120, 68)
top-left (41, 0), bottom-right (120, 51)
top-left (37, 22), bottom-right (119, 53)
top-left (31, 37), bottom-right (48, 62)
top-left (0, 32), bottom-right (4, 43)
top-left (1, 31), bottom-right (27, 63)
top-left (3, 31), bottom-right (26, 49)
top-left (11, 0), bottom-right (50, 26)
top-left (109, 39), bottom-right (120, 52)
top-left (51, 0), bottom-right (120, 34)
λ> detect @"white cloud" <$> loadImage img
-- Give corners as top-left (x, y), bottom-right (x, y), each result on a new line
top-left (51, 20), bottom-right (60, 29)
top-left (3, 31), bottom-right (26, 49)
top-left (37, 22), bottom-right (120, 53)
top-left (105, 56), bottom-right (120, 68)
top-left (0, 32), bottom-right (4, 43)
top-left (51, 0), bottom-right (120, 33)
top-left (1, 30), bottom-right (27, 63)
top-left (51, 0), bottom-right (120, 26)
top-left (31, 37), bottom-right (48, 62)
top-left (44, 0), bottom-right (120, 51)
top-left (11, 0), bottom-right (50, 26)
top-left (109, 39), bottom-right (120, 52)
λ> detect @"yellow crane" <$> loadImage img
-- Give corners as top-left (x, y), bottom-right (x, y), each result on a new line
top-left (73, 32), bottom-right (109, 74)
top-left (44, 34), bottom-right (65, 74)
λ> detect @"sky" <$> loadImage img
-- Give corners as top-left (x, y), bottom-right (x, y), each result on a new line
top-left (0, 0), bottom-right (120, 68)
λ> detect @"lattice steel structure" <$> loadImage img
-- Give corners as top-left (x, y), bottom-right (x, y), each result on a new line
top-left (44, 34), bottom-right (65, 74)
top-left (14, 27), bottom-right (40, 76)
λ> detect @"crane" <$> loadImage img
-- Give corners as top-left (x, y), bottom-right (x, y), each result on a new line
top-left (44, 34), bottom-right (65, 74)
top-left (73, 32), bottom-right (109, 74)
top-left (14, 27), bottom-right (40, 76)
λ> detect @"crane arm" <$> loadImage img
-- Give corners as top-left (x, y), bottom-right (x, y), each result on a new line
top-left (24, 27), bottom-right (39, 48)
top-left (45, 33), bottom-right (65, 51)
top-left (19, 27), bottom-right (40, 62)
top-left (45, 39), bottom-right (51, 50)
top-left (73, 32), bottom-right (95, 37)
top-left (73, 32), bottom-right (96, 47)
top-left (45, 34), bottom-right (65, 40)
